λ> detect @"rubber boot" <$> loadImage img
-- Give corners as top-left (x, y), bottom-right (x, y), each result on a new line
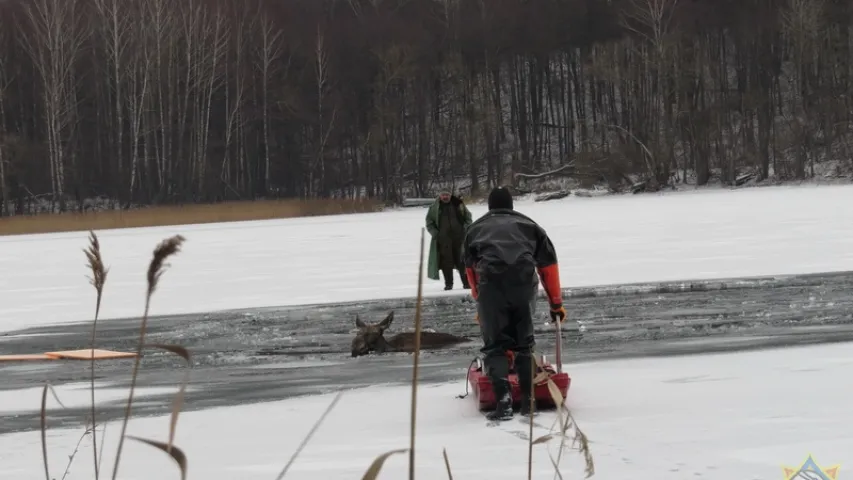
top-left (486, 378), bottom-right (514, 421)
top-left (484, 353), bottom-right (514, 421)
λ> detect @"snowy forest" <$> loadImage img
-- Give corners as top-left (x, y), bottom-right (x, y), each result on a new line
top-left (0, 0), bottom-right (850, 213)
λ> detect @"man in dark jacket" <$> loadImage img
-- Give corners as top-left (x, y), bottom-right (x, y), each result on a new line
top-left (426, 190), bottom-right (473, 290)
top-left (463, 186), bottom-right (567, 421)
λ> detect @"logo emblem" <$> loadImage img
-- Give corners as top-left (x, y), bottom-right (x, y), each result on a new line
top-left (782, 454), bottom-right (840, 480)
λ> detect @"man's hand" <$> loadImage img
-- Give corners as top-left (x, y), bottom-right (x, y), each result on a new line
top-left (474, 313), bottom-right (480, 325)
top-left (549, 304), bottom-right (567, 323)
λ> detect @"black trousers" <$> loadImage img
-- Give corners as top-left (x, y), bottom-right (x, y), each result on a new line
top-left (438, 239), bottom-right (467, 287)
top-left (476, 277), bottom-right (537, 403)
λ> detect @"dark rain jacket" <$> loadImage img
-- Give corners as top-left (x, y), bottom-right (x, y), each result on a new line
top-left (462, 208), bottom-right (563, 307)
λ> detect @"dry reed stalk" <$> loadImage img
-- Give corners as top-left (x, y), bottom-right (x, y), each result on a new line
top-left (361, 229), bottom-right (426, 480)
top-left (520, 322), bottom-right (595, 479)
top-left (408, 228), bottom-right (426, 480)
top-left (123, 344), bottom-right (192, 480)
top-left (39, 383), bottom-right (68, 480)
top-left (144, 344), bottom-right (192, 451)
top-left (528, 378), bottom-right (595, 479)
top-left (527, 355), bottom-right (535, 480)
top-left (442, 448), bottom-right (453, 479)
top-left (110, 235), bottom-right (186, 480)
top-left (83, 230), bottom-right (108, 479)
top-left (126, 436), bottom-right (188, 480)
top-left (97, 421), bottom-right (109, 474)
top-left (60, 421), bottom-right (97, 480)
top-left (362, 449), bottom-right (409, 479)
top-left (274, 391), bottom-right (344, 480)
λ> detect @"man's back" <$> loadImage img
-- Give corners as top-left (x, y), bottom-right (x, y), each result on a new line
top-left (464, 208), bottom-right (553, 283)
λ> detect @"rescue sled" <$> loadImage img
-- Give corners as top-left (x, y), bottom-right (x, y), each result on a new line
top-left (462, 320), bottom-right (571, 411)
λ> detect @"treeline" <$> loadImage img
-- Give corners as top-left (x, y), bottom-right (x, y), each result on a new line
top-left (0, 0), bottom-right (850, 214)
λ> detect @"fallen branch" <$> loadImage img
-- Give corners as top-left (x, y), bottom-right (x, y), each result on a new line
top-left (513, 162), bottom-right (576, 181)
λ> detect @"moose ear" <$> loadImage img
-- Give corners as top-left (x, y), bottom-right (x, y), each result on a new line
top-left (355, 314), bottom-right (366, 329)
top-left (378, 311), bottom-right (394, 331)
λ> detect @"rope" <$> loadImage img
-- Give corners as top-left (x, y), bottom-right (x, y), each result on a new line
top-left (532, 354), bottom-right (557, 385)
top-left (455, 357), bottom-right (479, 399)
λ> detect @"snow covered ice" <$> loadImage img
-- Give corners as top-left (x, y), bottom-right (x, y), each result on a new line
top-left (1, 183), bottom-right (853, 478)
top-left (1, 341), bottom-right (850, 479)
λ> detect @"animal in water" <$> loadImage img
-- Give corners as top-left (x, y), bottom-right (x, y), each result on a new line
top-left (350, 311), bottom-right (470, 357)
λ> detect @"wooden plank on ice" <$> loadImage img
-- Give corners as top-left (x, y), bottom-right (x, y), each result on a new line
top-left (43, 348), bottom-right (138, 360)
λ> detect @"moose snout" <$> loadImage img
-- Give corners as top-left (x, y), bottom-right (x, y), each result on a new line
top-left (351, 339), bottom-right (367, 357)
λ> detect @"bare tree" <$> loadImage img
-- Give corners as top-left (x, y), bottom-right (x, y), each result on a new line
top-left (309, 26), bottom-right (337, 197)
top-left (781, 0), bottom-right (826, 179)
top-left (254, 9), bottom-right (285, 195)
top-left (20, 0), bottom-right (88, 211)
top-left (620, 0), bottom-right (680, 185)
top-left (126, 0), bottom-right (153, 202)
top-left (3, 0), bottom-right (853, 210)
top-left (221, 3), bottom-right (254, 194)
top-left (179, 1), bottom-right (228, 195)
top-left (142, 0), bottom-right (179, 198)
top-left (93, 0), bottom-right (132, 200)
top-left (0, 52), bottom-right (9, 215)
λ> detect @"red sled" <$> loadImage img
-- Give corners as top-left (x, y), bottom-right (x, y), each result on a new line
top-left (467, 354), bottom-right (571, 411)
top-left (462, 321), bottom-right (571, 411)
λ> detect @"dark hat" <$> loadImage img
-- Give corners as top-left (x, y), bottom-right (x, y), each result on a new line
top-left (487, 186), bottom-right (513, 211)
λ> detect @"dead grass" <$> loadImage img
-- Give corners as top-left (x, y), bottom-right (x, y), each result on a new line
top-left (112, 234), bottom-right (187, 479)
top-left (36, 224), bottom-right (594, 480)
top-left (0, 198), bottom-right (382, 236)
top-left (408, 228), bottom-right (427, 479)
top-left (83, 232), bottom-right (108, 478)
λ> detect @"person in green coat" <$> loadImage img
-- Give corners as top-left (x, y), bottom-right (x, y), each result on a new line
top-left (426, 190), bottom-right (473, 290)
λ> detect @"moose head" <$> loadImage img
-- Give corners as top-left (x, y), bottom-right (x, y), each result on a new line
top-left (351, 311), bottom-right (396, 357)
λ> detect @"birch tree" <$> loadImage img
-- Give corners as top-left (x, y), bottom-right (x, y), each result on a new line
top-left (620, 0), bottom-right (680, 185)
top-left (0, 52), bottom-right (9, 215)
top-left (310, 26), bottom-right (337, 197)
top-left (93, 0), bottom-right (133, 199)
top-left (20, 0), bottom-right (87, 211)
top-left (781, 0), bottom-right (825, 179)
top-left (221, 3), bottom-right (254, 193)
top-left (254, 10), bottom-right (285, 195)
top-left (145, 0), bottom-right (178, 197)
top-left (126, 0), bottom-right (152, 202)
top-left (178, 1), bottom-right (227, 196)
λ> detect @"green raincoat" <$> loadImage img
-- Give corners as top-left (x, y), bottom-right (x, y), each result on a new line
top-left (425, 196), bottom-right (473, 280)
